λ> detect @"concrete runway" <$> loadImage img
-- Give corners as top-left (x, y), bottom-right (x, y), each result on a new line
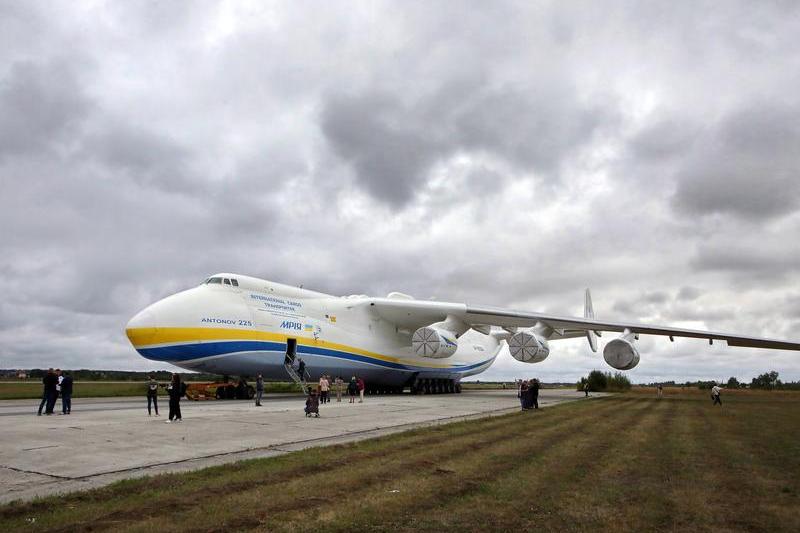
top-left (0, 389), bottom-right (599, 503)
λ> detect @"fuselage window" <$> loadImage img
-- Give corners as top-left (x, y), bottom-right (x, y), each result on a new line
top-left (207, 277), bottom-right (222, 284)
top-left (231, 279), bottom-right (239, 287)
top-left (224, 278), bottom-right (231, 285)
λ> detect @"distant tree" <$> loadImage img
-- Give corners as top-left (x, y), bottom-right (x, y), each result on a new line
top-left (606, 372), bottom-right (631, 391)
top-left (751, 371), bottom-right (781, 390)
top-left (726, 377), bottom-right (740, 389)
top-left (585, 370), bottom-right (608, 392)
top-left (577, 371), bottom-right (631, 392)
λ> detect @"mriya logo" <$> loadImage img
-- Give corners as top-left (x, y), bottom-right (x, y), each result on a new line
top-left (280, 320), bottom-right (302, 330)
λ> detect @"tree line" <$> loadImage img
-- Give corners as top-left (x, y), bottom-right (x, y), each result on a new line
top-left (3, 369), bottom-right (221, 381)
top-left (648, 371), bottom-right (800, 390)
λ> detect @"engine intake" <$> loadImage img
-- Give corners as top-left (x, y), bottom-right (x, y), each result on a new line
top-left (603, 330), bottom-right (640, 370)
top-left (412, 326), bottom-right (458, 358)
top-left (508, 330), bottom-right (550, 363)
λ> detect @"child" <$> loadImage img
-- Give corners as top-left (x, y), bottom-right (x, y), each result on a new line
top-left (305, 390), bottom-right (320, 418)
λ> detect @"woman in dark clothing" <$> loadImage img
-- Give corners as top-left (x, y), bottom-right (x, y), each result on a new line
top-left (347, 376), bottom-right (358, 403)
top-left (166, 373), bottom-right (183, 422)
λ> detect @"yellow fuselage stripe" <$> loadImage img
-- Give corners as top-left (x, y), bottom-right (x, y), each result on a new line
top-left (125, 326), bottom-right (455, 368)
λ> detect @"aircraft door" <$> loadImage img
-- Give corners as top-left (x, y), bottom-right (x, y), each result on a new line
top-left (285, 338), bottom-right (297, 366)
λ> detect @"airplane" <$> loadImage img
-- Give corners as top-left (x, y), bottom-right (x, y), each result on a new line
top-left (125, 273), bottom-right (800, 394)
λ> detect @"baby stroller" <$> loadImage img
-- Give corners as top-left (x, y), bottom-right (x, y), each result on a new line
top-left (305, 391), bottom-right (320, 418)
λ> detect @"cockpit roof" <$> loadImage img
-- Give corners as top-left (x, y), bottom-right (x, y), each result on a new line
top-left (202, 273), bottom-right (334, 299)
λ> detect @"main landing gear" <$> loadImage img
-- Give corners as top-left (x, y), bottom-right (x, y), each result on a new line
top-left (363, 379), bottom-right (462, 395)
top-left (410, 378), bottom-right (461, 395)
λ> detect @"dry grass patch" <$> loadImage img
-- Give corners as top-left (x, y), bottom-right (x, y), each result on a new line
top-left (2, 391), bottom-right (799, 532)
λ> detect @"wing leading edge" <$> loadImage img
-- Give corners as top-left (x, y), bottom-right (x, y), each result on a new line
top-left (366, 298), bottom-right (800, 351)
top-left (464, 304), bottom-right (800, 351)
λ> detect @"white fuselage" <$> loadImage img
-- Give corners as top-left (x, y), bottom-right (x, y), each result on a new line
top-left (126, 274), bottom-right (501, 387)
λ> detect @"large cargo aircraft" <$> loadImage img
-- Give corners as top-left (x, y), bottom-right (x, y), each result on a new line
top-left (126, 273), bottom-right (800, 393)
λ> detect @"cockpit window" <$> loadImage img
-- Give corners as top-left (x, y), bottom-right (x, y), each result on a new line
top-left (207, 277), bottom-right (223, 284)
top-left (231, 279), bottom-right (239, 287)
top-left (224, 278), bottom-right (231, 285)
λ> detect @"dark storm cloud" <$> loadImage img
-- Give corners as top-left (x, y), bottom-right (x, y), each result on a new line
top-left (690, 242), bottom-right (800, 281)
top-left (0, 59), bottom-right (92, 158)
top-left (677, 286), bottom-right (702, 301)
top-left (321, 81), bottom-right (617, 207)
top-left (320, 91), bottom-right (442, 206)
top-left (628, 118), bottom-right (700, 163)
top-left (671, 102), bottom-right (800, 220)
top-left (82, 122), bottom-right (196, 193)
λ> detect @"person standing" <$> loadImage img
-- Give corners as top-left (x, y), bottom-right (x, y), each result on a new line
top-left (44, 369), bottom-right (58, 415)
top-left (166, 373), bottom-right (183, 422)
top-left (657, 384), bottom-right (663, 399)
top-left (335, 376), bottom-right (343, 402)
top-left (583, 382), bottom-right (590, 398)
top-left (255, 374), bottom-right (264, 406)
top-left (319, 375), bottom-right (330, 404)
top-left (348, 376), bottom-right (358, 403)
top-left (147, 374), bottom-right (160, 416)
top-left (357, 376), bottom-right (365, 403)
top-left (297, 358), bottom-right (306, 381)
top-left (37, 368), bottom-right (54, 416)
top-left (519, 380), bottom-right (529, 411)
top-left (60, 372), bottom-right (73, 414)
top-left (531, 378), bottom-right (540, 410)
top-left (711, 383), bottom-right (722, 406)
top-left (55, 369), bottom-right (62, 411)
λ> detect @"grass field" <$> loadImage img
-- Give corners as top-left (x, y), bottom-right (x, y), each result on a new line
top-left (0, 381), bottom-right (299, 400)
top-left (2, 389), bottom-right (799, 532)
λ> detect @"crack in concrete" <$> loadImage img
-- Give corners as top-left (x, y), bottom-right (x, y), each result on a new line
top-left (0, 464), bottom-right (73, 481)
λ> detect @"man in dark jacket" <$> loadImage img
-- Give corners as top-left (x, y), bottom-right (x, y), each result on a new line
top-left (166, 373), bottom-right (184, 422)
top-left (37, 368), bottom-right (54, 416)
top-left (255, 374), bottom-right (264, 406)
top-left (44, 369), bottom-right (58, 415)
top-left (60, 372), bottom-right (73, 414)
top-left (531, 378), bottom-right (540, 410)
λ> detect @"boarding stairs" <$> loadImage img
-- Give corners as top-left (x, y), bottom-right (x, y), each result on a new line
top-left (284, 363), bottom-right (309, 395)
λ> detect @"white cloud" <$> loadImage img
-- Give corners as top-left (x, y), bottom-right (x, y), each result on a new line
top-left (1, 1), bottom-right (799, 383)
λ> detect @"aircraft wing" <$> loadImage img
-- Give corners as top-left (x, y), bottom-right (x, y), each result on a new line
top-left (368, 298), bottom-right (800, 351)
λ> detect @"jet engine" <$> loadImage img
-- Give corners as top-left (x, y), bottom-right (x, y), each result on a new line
top-left (603, 329), bottom-right (641, 370)
top-left (412, 326), bottom-right (458, 358)
top-left (508, 329), bottom-right (550, 363)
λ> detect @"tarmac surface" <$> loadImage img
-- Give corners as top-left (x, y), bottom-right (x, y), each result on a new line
top-left (0, 389), bottom-right (600, 503)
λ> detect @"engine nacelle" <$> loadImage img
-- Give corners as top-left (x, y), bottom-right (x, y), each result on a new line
top-left (508, 330), bottom-right (550, 363)
top-left (603, 330), bottom-right (641, 370)
top-left (412, 326), bottom-right (458, 358)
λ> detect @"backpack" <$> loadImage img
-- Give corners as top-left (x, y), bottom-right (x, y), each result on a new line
top-left (180, 381), bottom-right (187, 397)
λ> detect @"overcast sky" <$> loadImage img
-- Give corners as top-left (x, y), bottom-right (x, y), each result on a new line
top-left (2, 1), bottom-right (800, 383)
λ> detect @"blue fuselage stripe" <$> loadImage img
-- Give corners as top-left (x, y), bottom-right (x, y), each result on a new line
top-left (137, 340), bottom-right (492, 372)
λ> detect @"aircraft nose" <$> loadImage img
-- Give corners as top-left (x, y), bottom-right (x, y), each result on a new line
top-left (126, 305), bottom-right (161, 347)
